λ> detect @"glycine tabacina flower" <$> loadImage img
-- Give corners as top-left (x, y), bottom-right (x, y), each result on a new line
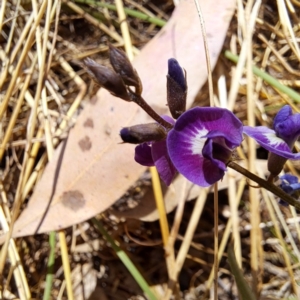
top-left (85, 47), bottom-right (244, 187)
top-left (278, 174), bottom-right (300, 206)
top-left (167, 107), bottom-right (243, 187)
top-left (243, 105), bottom-right (300, 178)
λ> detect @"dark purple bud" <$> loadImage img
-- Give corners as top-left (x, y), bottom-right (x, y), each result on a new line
top-left (120, 123), bottom-right (167, 144)
top-left (268, 152), bottom-right (288, 178)
top-left (167, 58), bottom-right (187, 119)
top-left (84, 58), bottom-right (130, 101)
top-left (109, 44), bottom-right (142, 94)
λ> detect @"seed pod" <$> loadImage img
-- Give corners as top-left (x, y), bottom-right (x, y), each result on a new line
top-left (84, 58), bottom-right (130, 101)
top-left (120, 123), bottom-right (167, 144)
top-left (109, 44), bottom-right (142, 94)
top-left (167, 58), bottom-right (187, 119)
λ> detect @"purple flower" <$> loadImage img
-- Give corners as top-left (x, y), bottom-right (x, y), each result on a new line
top-left (243, 105), bottom-right (300, 177)
top-left (167, 107), bottom-right (243, 187)
top-left (243, 106), bottom-right (300, 159)
top-left (134, 115), bottom-right (177, 186)
top-left (278, 174), bottom-right (300, 206)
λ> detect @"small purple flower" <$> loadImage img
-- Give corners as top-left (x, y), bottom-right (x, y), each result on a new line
top-left (167, 107), bottom-right (243, 187)
top-left (278, 174), bottom-right (300, 206)
top-left (243, 106), bottom-right (300, 160)
top-left (134, 115), bottom-right (177, 186)
top-left (243, 105), bottom-right (300, 177)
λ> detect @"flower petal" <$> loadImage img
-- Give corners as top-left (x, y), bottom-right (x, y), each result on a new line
top-left (281, 174), bottom-right (299, 184)
top-left (243, 126), bottom-right (300, 159)
top-left (274, 105), bottom-right (292, 126)
top-left (151, 140), bottom-right (177, 186)
top-left (171, 107), bottom-right (243, 147)
top-left (134, 143), bottom-right (154, 167)
top-left (168, 58), bottom-right (186, 91)
top-left (167, 130), bottom-right (224, 186)
top-left (161, 114), bottom-right (176, 125)
top-left (167, 107), bottom-right (241, 186)
top-left (274, 113), bottom-right (300, 147)
top-left (202, 139), bottom-right (228, 171)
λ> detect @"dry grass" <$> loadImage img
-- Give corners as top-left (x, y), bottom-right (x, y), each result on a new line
top-left (1, 0), bottom-right (300, 299)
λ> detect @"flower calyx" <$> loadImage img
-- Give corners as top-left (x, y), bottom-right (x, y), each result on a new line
top-left (120, 123), bottom-right (168, 144)
top-left (109, 44), bottom-right (142, 96)
top-left (84, 58), bottom-right (130, 101)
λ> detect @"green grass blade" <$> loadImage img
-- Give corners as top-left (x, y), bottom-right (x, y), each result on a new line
top-left (43, 231), bottom-right (56, 300)
top-left (228, 244), bottom-right (256, 300)
top-left (75, 0), bottom-right (166, 27)
top-left (92, 218), bottom-right (158, 300)
top-left (224, 50), bottom-right (300, 103)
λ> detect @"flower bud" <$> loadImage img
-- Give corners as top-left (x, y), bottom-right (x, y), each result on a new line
top-left (109, 44), bottom-right (142, 94)
top-left (84, 58), bottom-right (130, 101)
top-left (268, 152), bottom-right (287, 178)
top-left (167, 58), bottom-right (187, 119)
top-left (120, 123), bottom-right (167, 144)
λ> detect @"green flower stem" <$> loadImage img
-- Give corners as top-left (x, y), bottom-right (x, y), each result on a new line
top-left (224, 50), bottom-right (300, 103)
top-left (43, 231), bottom-right (56, 300)
top-left (92, 218), bottom-right (158, 300)
top-left (228, 161), bottom-right (300, 210)
top-left (74, 0), bottom-right (166, 27)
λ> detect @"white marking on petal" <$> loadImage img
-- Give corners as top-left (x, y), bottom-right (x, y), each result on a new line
top-left (190, 128), bottom-right (209, 155)
top-left (263, 132), bottom-right (285, 147)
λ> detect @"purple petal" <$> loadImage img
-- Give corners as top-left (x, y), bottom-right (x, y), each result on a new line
top-left (171, 107), bottom-right (243, 147)
top-left (135, 143), bottom-right (154, 167)
top-left (168, 58), bottom-right (186, 91)
top-left (281, 174), bottom-right (299, 184)
top-left (161, 114), bottom-right (176, 125)
top-left (202, 139), bottom-right (228, 171)
top-left (167, 129), bottom-right (224, 186)
top-left (274, 105), bottom-right (292, 126)
top-left (151, 140), bottom-right (177, 186)
top-left (274, 113), bottom-right (300, 147)
top-left (167, 107), bottom-right (242, 187)
top-left (243, 126), bottom-right (300, 159)
top-left (290, 183), bottom-right (300, 190)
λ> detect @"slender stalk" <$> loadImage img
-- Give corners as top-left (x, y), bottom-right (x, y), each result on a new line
top-left (59, 231), bottom-right (74, 300)
top-left (43, 232), bottom-right (56, 300)
top-left (228, 161), bottom-right (300, 210)
top-left (150, 167), bottom-right (179, 299)
top-left (213, 183), bottom-right (219, 300)
top-left (130, 93), bottom-right (174, 130)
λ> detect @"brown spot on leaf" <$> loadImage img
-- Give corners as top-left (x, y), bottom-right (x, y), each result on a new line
top-left (78, 136), bottom-right (92, 151)
top-left (61, 190), bottom-right (86, 211)
top-left (83, 118), bottom-right (94, 128)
